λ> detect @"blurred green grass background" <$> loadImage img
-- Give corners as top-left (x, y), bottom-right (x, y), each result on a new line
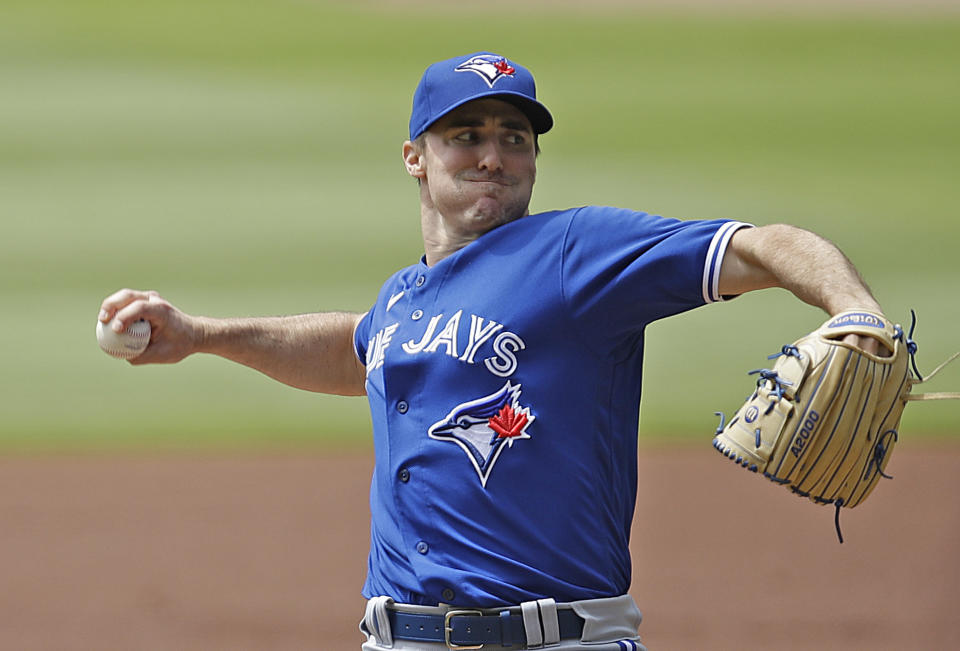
top-left (2, 0), bottom-right (958, 451)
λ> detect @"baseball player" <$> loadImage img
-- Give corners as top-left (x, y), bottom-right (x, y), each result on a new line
top-left (99, 52), bottom-right (889, 649)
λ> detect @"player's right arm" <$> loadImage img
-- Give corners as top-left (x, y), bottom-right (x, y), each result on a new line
top-left (98, 289), bottom-right (367, 396)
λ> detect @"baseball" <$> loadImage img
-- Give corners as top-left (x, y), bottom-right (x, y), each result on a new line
top-left (96, 318), bottom-right (151, 360)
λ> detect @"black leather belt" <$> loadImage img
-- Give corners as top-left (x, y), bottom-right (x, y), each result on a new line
top-left (388, 607), bottom-right (584, 649)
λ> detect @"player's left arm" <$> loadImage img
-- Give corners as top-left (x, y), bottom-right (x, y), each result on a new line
top-left (718, 224), bottom-right (884, 352)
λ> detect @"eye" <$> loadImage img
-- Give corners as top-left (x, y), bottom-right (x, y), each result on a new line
top-left (457, 417), bottom-right (471, 427)
top-left (451, 130), bottom-right (477, 144)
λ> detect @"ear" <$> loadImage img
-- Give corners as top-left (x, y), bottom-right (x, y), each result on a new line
top-left (402, 140), bottom-right (426, 180)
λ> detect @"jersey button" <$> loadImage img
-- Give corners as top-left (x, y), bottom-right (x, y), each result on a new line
top-left (415, 275), bottom-right (426, 287)
top-left (416, 541), bottom-right (429, 555)
top-left (441, 588), bottom-right (456, 602)
top-left (411, 309), bottom-right (423, 321)
top-left (396, 400), bottom-right (409, 414)
top-left (398, 468), bottom-right (410, 483)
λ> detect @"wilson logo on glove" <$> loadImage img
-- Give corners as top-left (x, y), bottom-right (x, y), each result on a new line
top-left (827, 312), bottom-right (885, 329)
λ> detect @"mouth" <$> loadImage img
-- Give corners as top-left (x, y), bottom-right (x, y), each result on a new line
top-left (462, 175), bottom-right (513, 187)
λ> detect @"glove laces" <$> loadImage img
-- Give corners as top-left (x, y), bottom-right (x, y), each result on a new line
top-left (834, 500), bottom-right (845, 544)
top-left (898, 310), bottom-right (960, 401)
top-left (767, 344), bottom-right (802, 361)
top-left (748, 368), bottom-right (793, 414)
top-left (893, 309), bottom-right (922, 380)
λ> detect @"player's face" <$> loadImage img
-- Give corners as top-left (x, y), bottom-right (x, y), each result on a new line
top-left (407, 98), bottom-right (537, 247)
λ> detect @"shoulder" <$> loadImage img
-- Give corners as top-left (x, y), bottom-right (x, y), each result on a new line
top-left (505, 207), bottom-right (736, 258)
top-left (567, 206), bottom-right (687, 232)
top-left (499, 206), bottom-right (644, 243)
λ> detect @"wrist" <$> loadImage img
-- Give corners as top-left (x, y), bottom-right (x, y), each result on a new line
top-left (826, 299), bottom-right (883, 318)
top-left (191, 315), bottom-right (220, 355)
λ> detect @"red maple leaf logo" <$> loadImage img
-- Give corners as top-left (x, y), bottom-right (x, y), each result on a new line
top-left (494, 59), bottom-right (515, 76)
top-left (488, 404), bottom-right (528, 439)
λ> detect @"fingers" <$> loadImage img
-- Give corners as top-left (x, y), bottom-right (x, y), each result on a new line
top-left (842, 333), bottom-right (878, 355)
top-left (841, 333), bottom-right (891, 358)
top-left (114, 295), bottom-right (168, 334)
top-left (861, 336), bottom-right (881, 356)
top-left (98, 289), bottom-right (200, 365)
top-left (99, 289), bottom-right (161, 332)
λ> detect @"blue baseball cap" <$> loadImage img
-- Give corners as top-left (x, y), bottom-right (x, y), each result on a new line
top-left (409, 52), bottom-right (554, 141)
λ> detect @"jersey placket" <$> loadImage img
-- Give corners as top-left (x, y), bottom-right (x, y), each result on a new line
top-left (380, 265), bottom-right (447, 601)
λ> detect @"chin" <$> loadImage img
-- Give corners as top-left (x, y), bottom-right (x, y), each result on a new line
top-left (473, 197), bottom-right (527, 222)
top-left (467, 209), bottom-right (522, 234)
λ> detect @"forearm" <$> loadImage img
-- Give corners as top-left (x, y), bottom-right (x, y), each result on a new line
top-left (720, 224), bottom-right (882, 315)
top-left (195, 312), bottom-right (367, 396)
top-left (99, 289), bottom-right (368, 396)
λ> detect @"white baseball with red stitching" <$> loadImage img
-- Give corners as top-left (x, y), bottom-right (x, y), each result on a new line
top-left (96, 318), bottom-right (151, 360)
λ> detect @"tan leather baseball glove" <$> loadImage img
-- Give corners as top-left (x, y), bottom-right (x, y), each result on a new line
top-left (712, 310), bottom-right (958, 541)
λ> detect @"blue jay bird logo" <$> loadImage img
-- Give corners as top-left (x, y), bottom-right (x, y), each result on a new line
top-left (454, 55), bottom-right (517, 88)
top-left (428, 381), bottom-right (535, 487)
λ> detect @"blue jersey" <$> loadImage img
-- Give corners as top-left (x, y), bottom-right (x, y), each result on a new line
top-left (354, 206), bottom-right (748, 607)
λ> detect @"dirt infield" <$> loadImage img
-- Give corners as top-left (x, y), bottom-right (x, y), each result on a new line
top-left (1, 444), bottom-right (957, 650)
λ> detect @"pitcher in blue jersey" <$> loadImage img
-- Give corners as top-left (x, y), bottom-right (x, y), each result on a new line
top-left (99, 52), bottom-right (889, 649)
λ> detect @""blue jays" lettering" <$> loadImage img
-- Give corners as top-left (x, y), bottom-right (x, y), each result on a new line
top-left (366, 311), bottom-right (526, 378)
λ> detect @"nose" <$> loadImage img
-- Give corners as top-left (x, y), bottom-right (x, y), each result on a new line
top-left (477, 140), bottom-right (504, 172)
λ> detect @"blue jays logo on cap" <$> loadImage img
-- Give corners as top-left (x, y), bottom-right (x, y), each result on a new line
top-left (428, 381), bottom-right (535, 487)
top-left (408, 51), bottom-right (554, 141)
top-left (454, 55), bottom-right (516, 88)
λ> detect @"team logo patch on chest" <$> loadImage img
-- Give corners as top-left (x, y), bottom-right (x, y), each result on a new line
top-left (428, 381), bottom-right (535, 487)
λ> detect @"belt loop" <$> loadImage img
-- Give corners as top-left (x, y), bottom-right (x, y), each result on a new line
top-left (536, 598), bottom-right (560, 646)
top-left (521, 600), bottom-right (543, 649)
top-left (499, 610), bottom-right (515, 647)
top-left (361, 596), bottom-right (395, 647)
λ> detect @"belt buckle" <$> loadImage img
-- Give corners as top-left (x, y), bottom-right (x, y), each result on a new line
top-left (443, 609), bottom-right (484, 650)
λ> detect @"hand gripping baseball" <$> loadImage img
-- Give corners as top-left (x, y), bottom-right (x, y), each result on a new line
top-left (97, 289), bottom-right (201, 365)
top-left (712, 310), bottom-right (958, 542)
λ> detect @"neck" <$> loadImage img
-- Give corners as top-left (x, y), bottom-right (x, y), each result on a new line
top-left (416, 185), bottom-right (531, 266)
top-left (420, 208), bottom-right (481, 266)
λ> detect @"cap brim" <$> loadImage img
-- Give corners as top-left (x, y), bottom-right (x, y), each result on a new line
top-left (413, 91), bottom-right (553, 141)
top-left (495, 93), bottom-right (553, 135)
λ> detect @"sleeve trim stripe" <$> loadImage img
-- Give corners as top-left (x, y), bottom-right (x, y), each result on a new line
top-left (352, 311), bottom-right (369, 363)
top-left (702, 221), bottom-right (752, 304)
